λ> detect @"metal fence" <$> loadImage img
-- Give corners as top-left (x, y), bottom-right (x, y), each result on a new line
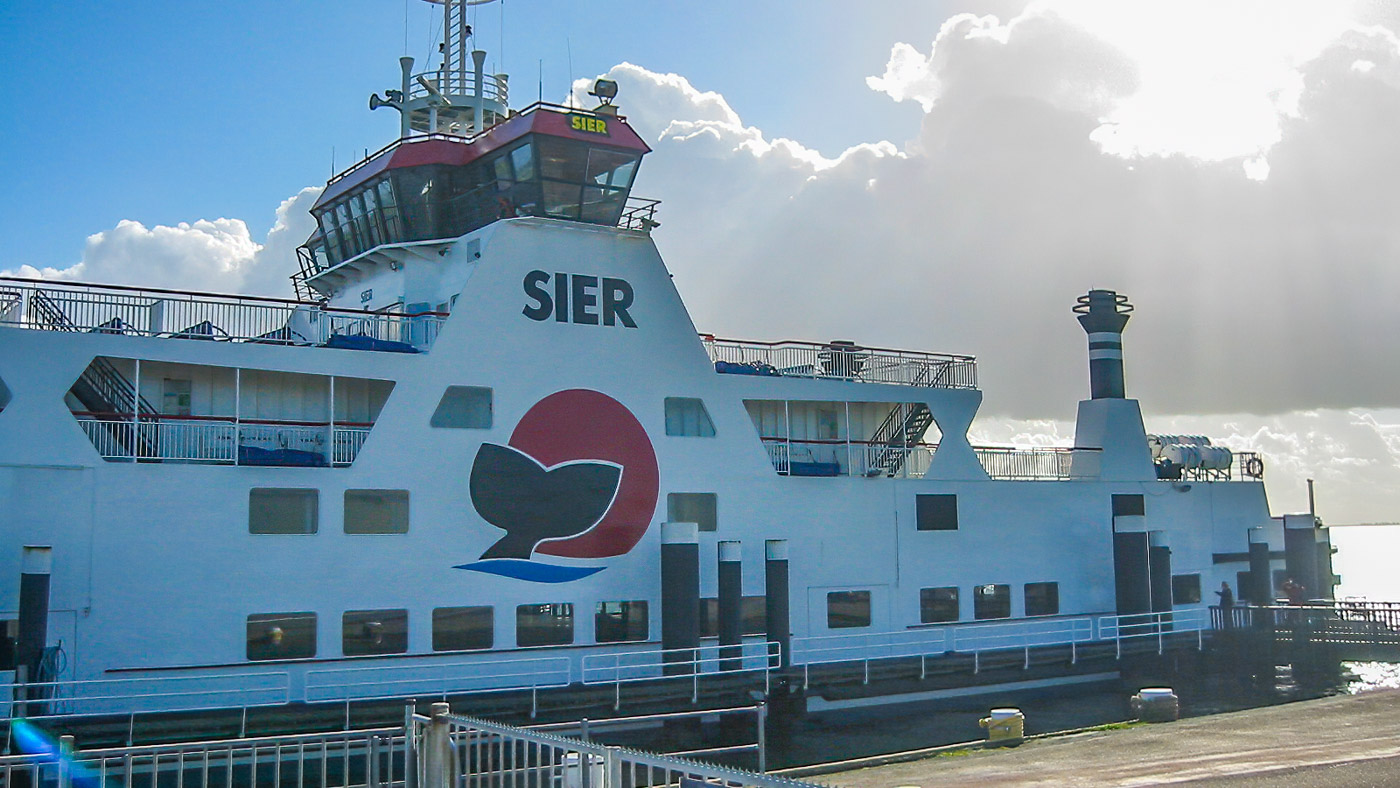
top-left (2, 671), bottom-right (290, 722)
top-left (702, 336), bottom-right (977, 389)
top-left (75, 416), bottom-right (372, 466)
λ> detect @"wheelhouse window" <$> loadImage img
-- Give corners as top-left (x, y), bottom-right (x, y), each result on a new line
top-left (344, 489), bottom-right (409, 534)
top-left (1024, 582), bottom-right (1060, 616)
top-left (430, 386), bottom-right (492, 429)
top-left (595, 601), bottom-right (649, 643)
top-left (342, 609), bottom-right (408, 656)
top-left (974, 584), bottom-right (1011, 620)
top-left (827, 590), bottom-right (872, 629)
top-left (664, 397), bottom-right (716, 437)
top-left (249, 489), bottom-right (318, 534)
top-left (920, 587), bottom-right (959, 623)
top-left (433, 606), bottom-right (493, 651)
top-left (517, 604), bottom-right (574, 647)
top-left (247, 612), bottom-right (316, 660)
top-left (667, 492), bottom-right (717, 532)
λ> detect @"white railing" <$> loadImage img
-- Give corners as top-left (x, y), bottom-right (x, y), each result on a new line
top-left (76, 416), bottom-right (374, 466)
top-left (1098, 608), bottom-right (1209, 657)
top-left (2, 672), bottom-right (290, 720)
top-left (975, 446), bottom-right (1103, 480)
top-left (703, 336), bottom-right (977, 389)
top-left (0, 277), bottom-right (446, 351)
top-left (304, 655), bottom-right (571, 704)
top-left (761, 439), bottom-right (936, 478)
top-left (953, 617), bottom-right (1095, 671)
top-left (580, 642), bottom-right (779, 685)
top-left (790, 630), bottom-right (949, 687)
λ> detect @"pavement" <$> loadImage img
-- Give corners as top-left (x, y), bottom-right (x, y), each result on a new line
top-left (820, 689), bottom-right (1400, 787)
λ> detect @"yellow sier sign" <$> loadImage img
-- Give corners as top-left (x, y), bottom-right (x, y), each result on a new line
top-left (569, 115), bottom-right (610, 135)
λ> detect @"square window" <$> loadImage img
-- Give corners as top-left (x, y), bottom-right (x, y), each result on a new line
top-left (1024, 582), bottom-right (1059, 616)
top-left (699, 596), bottom-right (767, 637)
top-left (974, 584), bottom-right (1011, 620)
top-left (432, 606), bottom-right (493, 651)
top-left (827, 590), bottom-right (872, 629)
top-left (247, 612), bottom-right (316, 660)
top-left (595, 601), bottom-right (649, 643)
top-left (667, 492), bottom-right (717, 532)
top-left (249, 489), bottom-right (318, 534)
top-left (430, 386), bottom-right (492, 429)
top-left (1173, 574), bottom-right (1202, 604)
top-left (916, 494), bottom-right (958, 531)
top-left (1112, 494), bottom-right (1145, 517)
top-left (344, 489), bottom-right (409, 534)
top-left (664, 397), bottom-right (716, 437)
top-left (343, 609), bottom-right (408, 656)
top-left (919, 587), bottom-right (959, 623)
top-left (517, 604), bottom-right (574, 647)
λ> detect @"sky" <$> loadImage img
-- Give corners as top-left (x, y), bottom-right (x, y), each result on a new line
top-left (4, 0), bottom-right (1400, 592)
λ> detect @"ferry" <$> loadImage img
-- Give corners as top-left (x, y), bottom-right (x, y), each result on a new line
top-left (0, 0), bottom-right (1338, 727)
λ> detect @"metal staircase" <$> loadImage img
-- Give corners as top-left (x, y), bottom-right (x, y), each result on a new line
top-left (867, 403), bottom-right (935, 476)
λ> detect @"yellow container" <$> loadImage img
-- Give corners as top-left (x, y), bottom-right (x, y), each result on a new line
top-left (979, 708), bottom-right (1024, 745)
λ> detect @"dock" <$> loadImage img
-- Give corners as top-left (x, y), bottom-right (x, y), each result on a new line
top-left (817, 689), bottom-right (1400, 787)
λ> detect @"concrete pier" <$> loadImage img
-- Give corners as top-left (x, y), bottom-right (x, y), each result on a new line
top-left (818, 690), bottom-right (1400, 787)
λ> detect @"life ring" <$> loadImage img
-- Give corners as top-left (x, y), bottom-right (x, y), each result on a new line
top-left (1244, 456), bottom-right (1264, 478)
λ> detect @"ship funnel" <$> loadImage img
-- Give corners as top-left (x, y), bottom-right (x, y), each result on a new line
top-left (1073, 289), bottom-right (1134, 399)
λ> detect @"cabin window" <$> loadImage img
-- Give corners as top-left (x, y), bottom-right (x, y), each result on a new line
top-left (700, 596), bottom-right (767, 637)
top-left (344, 489), bottom-right (409, 534)
top-left (1112, 494), bottom-right (1145, 517)
top-left (430, 386), bottom-right (492, 429)
top-left (432, 606), bottom-right (494, 651)
top-left (827, 590), bottom-right (872, 629)
top-left (1172, 574), bottom-right (1202, 604)
top-left (0, 620), bottom-right (16, 670)
top-left (595, 601), bottom-right (649, 643)
top-left (974, 584), bottom-right (1011, 619)
top-left (667, 493), bottom-right (717, 532)
top-left (915, 494), bottom-right (958, 531)
top-left (511, 143), bottom-right (536, 181)
top-left (1024, 582), bottom-right (1060, 616)
top-left (517, 604), bottom-right (574, 647)
top-left (337, 202), bottom-right (361, 256)
top-left (247, 612), bottom-right (317, 660)
top-left (919, 587), bottom-right (959, 623)
top-left (162, 378), bottom-right (191, 416)
top-left (376, 179), bottom-right (401, 240)
top-left (342, 609), bottom-right (408, 656)
top-left (248, 489), bottom-right (318, 534)
top-left (664, 397), bottom-right (716, 437)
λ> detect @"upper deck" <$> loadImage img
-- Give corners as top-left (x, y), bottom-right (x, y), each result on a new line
top-left (703, 336), bottom-right (978, 389)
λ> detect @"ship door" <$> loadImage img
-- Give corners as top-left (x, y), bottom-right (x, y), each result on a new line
top-left (806, 585), bottom-right (887, 636)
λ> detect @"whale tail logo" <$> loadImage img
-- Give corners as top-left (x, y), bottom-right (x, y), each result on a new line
top-left (469, 443), bottom-right (622, 559)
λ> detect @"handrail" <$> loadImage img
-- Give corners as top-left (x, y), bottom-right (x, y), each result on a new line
top-left (700, 334), bottom-right (975, 361)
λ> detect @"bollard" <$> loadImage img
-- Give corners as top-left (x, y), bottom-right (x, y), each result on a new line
top-left (422, 702), bottom-right (452, 788)
top-left (978, 708), bottom-right (1024, 746)
top-left (1130, 688), bottom-right (1179, 722)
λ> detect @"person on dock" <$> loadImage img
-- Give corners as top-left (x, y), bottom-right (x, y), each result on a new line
top-left (1215, 581), bottom-right (1235, 628)
top-left (1282, 577), bottom-right (1306, 605)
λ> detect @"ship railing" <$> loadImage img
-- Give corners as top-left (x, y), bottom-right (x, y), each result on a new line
top-left (0, 726), bottom-right (407, 788)
top-left (1, 671), bottom-right (290, 722)
top-left (790, 630), bottom-right (949, 689)
top-left (1097, 608), bottom-right (1210, 658)
top-left (974, 446), bottom-right (1102, 480)
top-left (304, 656), bottom-right (571, 716)
top-left (619, 196), bottom-right (661, 231)
top-left (409, 68), bottom-right (510, 105)
top-left (952, 617), bottom-right (1096, 673)
top-left (74, 412), bottom-right (374, 466)
top-left (703, 336), bottom-right (978, 389)
top-left (760, 438), bottom-right (937, 478)
top-left (0, 277), bottom-right (447, 351)
top-left (580, 642), bottom-right (780, 708)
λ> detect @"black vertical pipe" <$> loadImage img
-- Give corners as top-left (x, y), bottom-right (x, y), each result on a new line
top-left (1284, 518), bottom-right (1319, 601)
top-left (660, 522), bottom-right (699, 675)
top-left (17, 546), bottom-right (52, 680)
top-left (1113, 531), bottom-right (1151, 615)
top-left (1247, 528), bottom-right (1272, 604)
top-left (718, 540), bottom-right (742, 672)
top-left (1148, 532), bottom-right (1172, 613)
top-left (764, 540), bottom-right (790, 670)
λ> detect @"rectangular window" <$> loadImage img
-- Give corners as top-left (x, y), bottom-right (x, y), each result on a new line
top-left (430, 386), bottom-right (493, 429)
top-left (432, 606), bottom-right (494, 651)
top-left (0, 619), bottom-right (16, 671)
top-left (700, 596), bottom-right (767, 637)
top-left (249, 489), bottom-right (318, 534)
top-left (1024, 582), bottom-right (1060, 616)
top-left (919, 587), bottom-right (959, 623)
top-left (342, 609), bottom-right (408, 656)
top-left (974, 584), bottom-right (1011, 620)
top-left (1112, 494), bottom-right (1145, 517)
top-left (344, 489), bottom-right (409, 534)
top-left (664, 397), bottom-right (716, 437)
top-left (667, 492), bottom-right (717, 532)
top-left (916, 494), bottom-right (958, 531)
top-left (247, 612), bottom-right (316, 660)
top-left (517, 604), bottom-right (574, 647)
top-left (595, 601), bottom-right (649, 643)
top-left (826, 590), bottom-right (872, 629)
top-left (1172, 574), bottom-right (1202, 604)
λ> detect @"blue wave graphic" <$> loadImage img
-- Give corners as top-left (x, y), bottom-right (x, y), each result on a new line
top-left (454, 559), bottom-right (605, 583)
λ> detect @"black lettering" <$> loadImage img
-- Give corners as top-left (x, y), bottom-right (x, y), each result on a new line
top-left (554, 272), bottom-right (569, 323)
top-left (572, 275), bottom-right (600, 325)
top-left (602, 277), bottom-right (636, 328)
top-left (522, 270), bottom-right (552, 321)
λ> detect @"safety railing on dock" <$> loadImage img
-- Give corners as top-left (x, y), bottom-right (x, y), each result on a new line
top-left (703, 336), bottom-right (977, 389)
top-left (305, 655), bottom-right (572, 711)
top-left (1211, 601), bottom-right (1400, 648)
top-left (0, 277), bottom-right (446, 351)
top-left (2, 671), bottom-right (290, 722)
top-left (1098, 609), bottom-right (1210, 657)
top-left (581, 642), bottom-right (780, 708)
top-left (953, 617), bottom-right (1096, 672)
